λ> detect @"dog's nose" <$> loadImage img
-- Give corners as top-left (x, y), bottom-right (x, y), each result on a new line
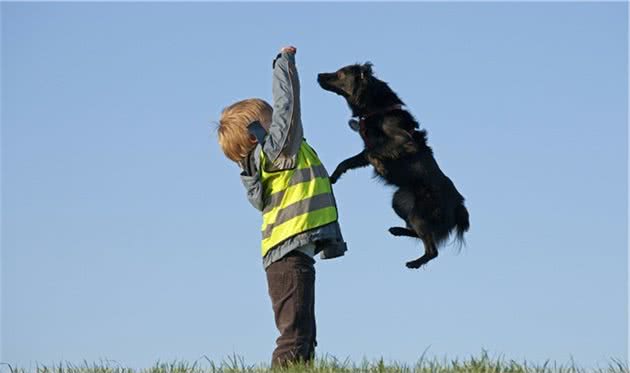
top-left (317, 73), bottom-right (333, 85)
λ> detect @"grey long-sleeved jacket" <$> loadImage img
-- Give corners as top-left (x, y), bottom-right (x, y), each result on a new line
top-left (239, 51), bottom-right (347, 269)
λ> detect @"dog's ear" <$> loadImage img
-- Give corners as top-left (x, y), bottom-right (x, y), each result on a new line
top-left (360, 62), bottom-right (373, 80)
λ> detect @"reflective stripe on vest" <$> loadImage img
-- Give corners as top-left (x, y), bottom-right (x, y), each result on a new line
top-left (259, 140), bottom-right (338, 257)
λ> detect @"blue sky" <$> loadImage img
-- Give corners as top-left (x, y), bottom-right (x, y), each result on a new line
top-left (1, 2), bottom-right (627, 370)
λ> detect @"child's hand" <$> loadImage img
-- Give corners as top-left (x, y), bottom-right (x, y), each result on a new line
top-left (280, 46), bottom-right (297, 55)
top-left (272, 46), bottom-right (296, 68)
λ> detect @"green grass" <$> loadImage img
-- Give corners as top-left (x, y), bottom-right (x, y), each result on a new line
top-left (2, 351), bottom-right (627, 373)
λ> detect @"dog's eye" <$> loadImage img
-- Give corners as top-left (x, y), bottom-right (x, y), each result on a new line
top-left (337, 71), bottom-right (345, 79)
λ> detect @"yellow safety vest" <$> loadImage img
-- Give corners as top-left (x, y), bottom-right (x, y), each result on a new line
top-left (259, 140), bottom-right (338, 257)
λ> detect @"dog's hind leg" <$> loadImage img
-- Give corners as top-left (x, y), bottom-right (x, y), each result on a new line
top-left (390, 188), bottom-right (418, 237)
top-left (405, 234), bottom-right (438, 269)
top-left (390, 186), bottom-right (440, 269)
top-left (405, 214), bottom-right (438, 269)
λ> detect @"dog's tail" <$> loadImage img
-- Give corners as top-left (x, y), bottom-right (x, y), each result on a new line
top-left (454, 203), bottom-right (470, 249)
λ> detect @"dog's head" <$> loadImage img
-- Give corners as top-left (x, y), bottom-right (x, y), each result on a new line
top-left (317, 63), bottom-right (374, 99)
top-left (317, 63), bottom-right (403, 117)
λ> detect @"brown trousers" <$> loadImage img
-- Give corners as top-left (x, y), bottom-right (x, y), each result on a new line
top-left (265, 250), bottom-right (316, 368)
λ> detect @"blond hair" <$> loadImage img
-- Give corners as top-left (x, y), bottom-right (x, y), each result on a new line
top-left (217, 98), bottom-right (272, 162)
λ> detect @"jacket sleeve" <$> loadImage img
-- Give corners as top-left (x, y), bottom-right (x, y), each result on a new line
top-left (239, 146), bottom-right (264, 211)
top-left (262, 51), bottom-right (304, 169)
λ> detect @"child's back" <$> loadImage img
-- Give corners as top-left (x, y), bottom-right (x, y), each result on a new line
top-left (216, 46), bottom-right (346, 367)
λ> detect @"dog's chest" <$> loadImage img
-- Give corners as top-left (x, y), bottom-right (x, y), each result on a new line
top-left (358, 118), bottom-right (384, 149)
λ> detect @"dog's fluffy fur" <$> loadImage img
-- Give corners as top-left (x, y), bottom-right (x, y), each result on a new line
top-left (317, 63), bottom-right (470, 269)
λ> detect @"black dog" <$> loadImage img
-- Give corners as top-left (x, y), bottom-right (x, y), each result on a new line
top-left (317, 63), bottom-right (470, 269)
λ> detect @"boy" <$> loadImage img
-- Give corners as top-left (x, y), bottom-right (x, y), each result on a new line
top-left (216, 46), bottom-right (347, 367)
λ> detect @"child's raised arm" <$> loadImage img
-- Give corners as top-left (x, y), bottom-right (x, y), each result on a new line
top-left (262, 46), bottom-right (303, 169)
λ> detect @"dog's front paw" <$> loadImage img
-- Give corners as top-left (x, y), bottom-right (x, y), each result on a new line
top-left (329, 171), bottom-right (341, 184)
top-left (405, 260), bottom-right (422, 269)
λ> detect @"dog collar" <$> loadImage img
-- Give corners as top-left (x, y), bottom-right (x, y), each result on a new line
top-left (358, 104), bottom-right (404, 121)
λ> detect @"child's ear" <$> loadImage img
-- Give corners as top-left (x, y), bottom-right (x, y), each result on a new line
top-left (247, 120), bottom-right (268, 144)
